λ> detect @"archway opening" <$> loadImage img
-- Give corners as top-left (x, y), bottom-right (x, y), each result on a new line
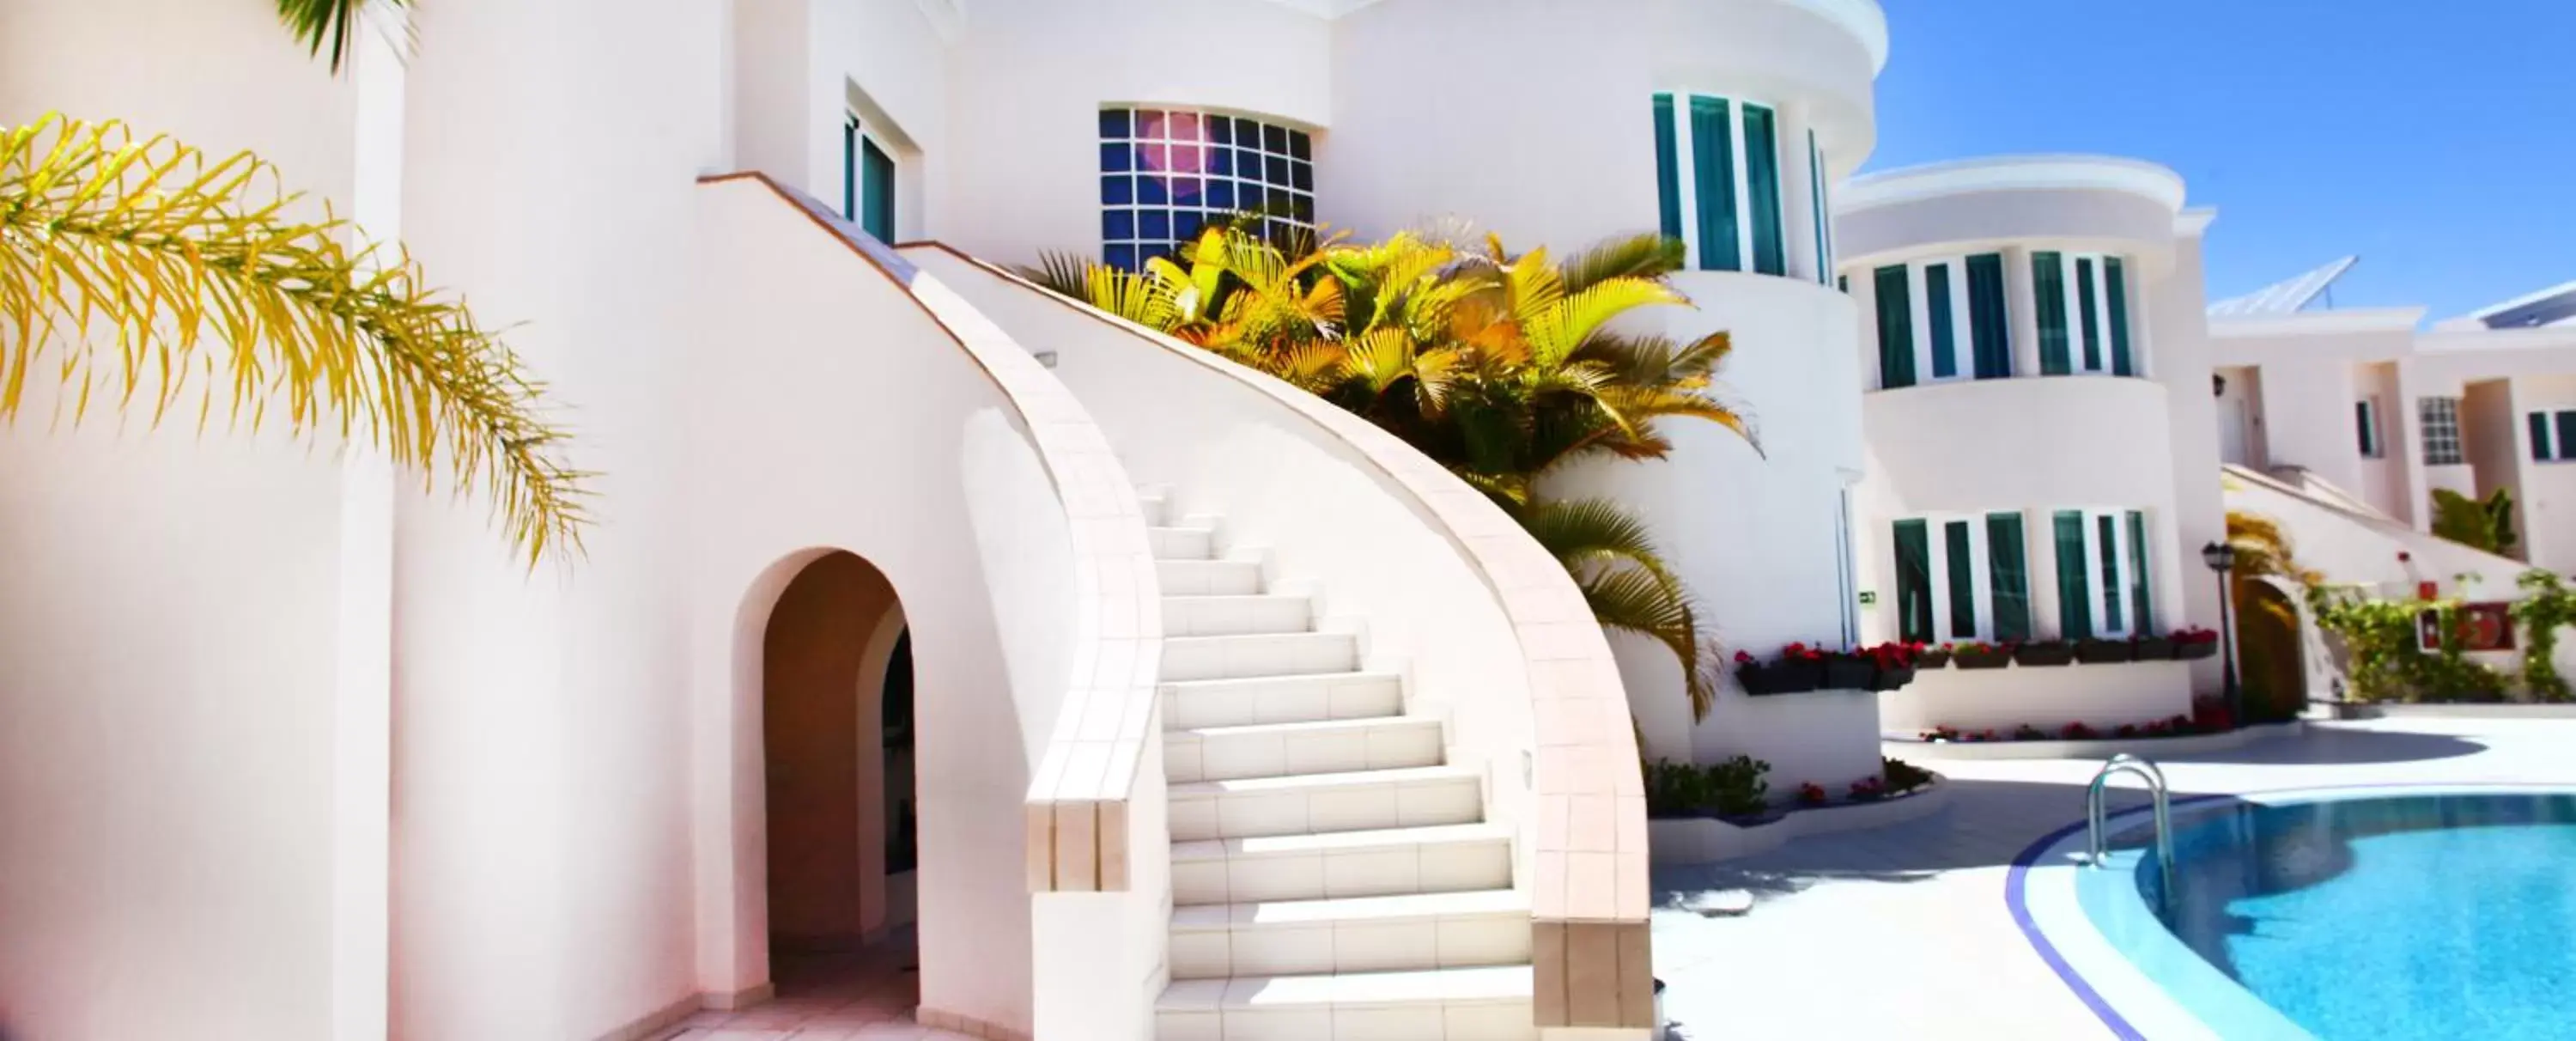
top-left (757, 550), bottom-right (920, 1015)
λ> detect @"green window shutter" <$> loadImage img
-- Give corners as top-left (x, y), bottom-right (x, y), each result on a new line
top-left (1743, 103), bottom-right (1784, 277)
top-left (2532, 411), bottom-right (2555, 461)
top-left (2558, 411), bottom-right (2576, 463)
top-left (1966, 253), bottom-right (2011, 380)
top-left (1874, 265), bottom-right (1916, 389)
top-left (1808, 131), bottom-right (1832, 285)
top-left (1926, 264), bottom-right (1958, 380)
top-left (1653, 95), bottom-right (1683, 244)
top-left (2096, 515), bottom-right (2125, 633)
top-left (1943, 520), bottom-right (1977, 638)
top-left (2357, 402), bottom-right (2378, 457)
top-left (1894, 520), bottom-right (1934, 643)
top-left (2054, 510), bottom-right (2093, 640)
top-left (1838, 273), bottom-right (1849, 295)
top-left (2033, 252), bottom-right (2071, 375)
top-left (1986, 513), bottom-right (2032, 642)
top-left (841, 115), bottom-right (860, 222)
top-left (2126, 511), bottom-right (2154, 634)
top-left (2075, 257), bottom-right (2102, 372)
top-left (1689, 96), bottom-right (1740, 271)
top-left (861, 137), bottom-right (898, 241)
top-left (2105, 257), bottom-right (2136, 376)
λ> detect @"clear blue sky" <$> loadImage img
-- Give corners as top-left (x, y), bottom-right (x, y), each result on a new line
top-left (1867, 1), bottom-right (2575, 321)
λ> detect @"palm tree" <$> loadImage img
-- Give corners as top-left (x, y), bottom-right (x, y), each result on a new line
top-left (1, 113), bottom-right (585, 563)
top-left (1030, 225), bottom-right (1750, 717)
top-left (2227, 509), bottom-right (2319, 588)
top-left (276, 0), bottom-right (410, 73)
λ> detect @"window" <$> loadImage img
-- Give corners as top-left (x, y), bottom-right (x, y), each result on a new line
top-left (2033, 252), bottom-right (2136, 376)
top-left (2421, 397), bottom-right (2464, 466)
top-left (842, 114), bottom-right (897, 241)
top-left (1099, 107), bottom-right (1314, 271)
top-left (1872, 255), bottom-right (2014, 388)
top-left (2052, 508), bottom-right (2150, 640)
top-left (1807, 131), bottom-right (1833, 286)
top-left (1893, 513), bottom-right (2030, 643)
top-left (1834, 487), bottom-right (1860, 648)
top-left (2534, 410), bottom-right (2576, 462)
top-left (2356, 399), bottom-right (2384, 458)
top-left (1651, 93), bottom-right (1788, 276)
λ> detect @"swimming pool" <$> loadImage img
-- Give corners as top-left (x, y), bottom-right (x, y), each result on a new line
top-left (2014, 786), bottom-right (2576, 1040)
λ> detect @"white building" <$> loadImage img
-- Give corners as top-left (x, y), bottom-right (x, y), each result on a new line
top-left (0, 0), bottom-right (1902, 1038)
top-left (1835, 156), bottom-right (2232, 734)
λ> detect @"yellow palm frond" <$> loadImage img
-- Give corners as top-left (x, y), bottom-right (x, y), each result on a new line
top-left (0, 113), bottom-right (585, 565)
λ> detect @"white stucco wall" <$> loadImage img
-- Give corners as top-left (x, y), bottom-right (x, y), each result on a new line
top-left (0, 3), bottom-right (366, 1037)
top-left (1880, 662), bottom-right (2194, 734)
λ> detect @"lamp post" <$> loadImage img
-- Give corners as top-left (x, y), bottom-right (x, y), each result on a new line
top-left (2201, 541), bottom-right (2241, 724)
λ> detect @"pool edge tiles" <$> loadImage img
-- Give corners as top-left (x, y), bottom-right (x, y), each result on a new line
top-left (2008, 783), bottom-right (2576, 1041)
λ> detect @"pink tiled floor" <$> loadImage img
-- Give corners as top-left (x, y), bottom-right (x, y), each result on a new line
top-left (655, 936), bottom-right (975, 1041)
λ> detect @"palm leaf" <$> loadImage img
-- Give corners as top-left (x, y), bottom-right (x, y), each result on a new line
top-left (276, 0), bottom-right (411, 73)
top-left (1, 113), bottom-right (583, 564)
top-left (1559, 233), bottom-right (1686, 294)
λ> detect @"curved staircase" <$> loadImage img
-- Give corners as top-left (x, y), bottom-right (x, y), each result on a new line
top-left (1138, 484), bottom-right (1539, 1041)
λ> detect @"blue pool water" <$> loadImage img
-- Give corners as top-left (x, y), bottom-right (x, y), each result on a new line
top-left (2081, 793), bottom-right (2576, 1040)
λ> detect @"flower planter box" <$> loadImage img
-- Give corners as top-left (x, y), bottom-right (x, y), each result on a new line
top-left (1914, 648), bottom-right (1953, 669)
top-left (2176, 640), bottom-right (2220, 661)
top-left (1953, 647), bottom-right (2012, 670)
top-left (1820, 655), bottom-right (1876, 691)
top-left (1865, 664), bottom-right (1918, 692)
top-left (2014, 642), bottom-right (2076, 667)
top-left (2075, 638), bottom-right (2136, 665)
top-left (1739, 659), bottom-right (1823, 697)
top-left (2131, 636), bottom-right (2176, 661)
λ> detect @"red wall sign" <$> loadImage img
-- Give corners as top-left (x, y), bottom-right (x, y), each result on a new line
top-left (2419, 604), bottom-right (2517, 653)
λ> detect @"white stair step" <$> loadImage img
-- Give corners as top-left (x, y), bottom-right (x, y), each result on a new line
top-left (1158, 558), bottom-right (1263, 596)
top-left (1148, 526), bottom-right (1217, 562)
top-left (1164, 716), bottom-right (1443, 783)
top-left (1168, 889), bottom-right (1532, 981)
top-left (1170, 823), bottom-right (1515, 906)
top-left (1162, 673), bottom-right (1404, 731)
top-left (1138, 487), bottom-right (1171, 527)
top-left (1161, 632), bottom-right (1358, 682)
top-left (1163, 594), bottom-right (1313, 637)
top-left (1170, 765), bottom-right (1484, 841)
top-left (1155, 965), bottom-right (1534, 1041)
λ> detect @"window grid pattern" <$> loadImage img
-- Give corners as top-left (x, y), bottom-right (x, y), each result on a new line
top-left (2421, 397), bottom-right (2464, 466)
top-left (1652, 93), bottom-right (1791, 276)
top-left (1099, 107), bottom-right (1313, 271)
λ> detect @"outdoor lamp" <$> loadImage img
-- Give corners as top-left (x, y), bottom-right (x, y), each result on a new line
top-left (2202, 541), bottom-right (2242, 721)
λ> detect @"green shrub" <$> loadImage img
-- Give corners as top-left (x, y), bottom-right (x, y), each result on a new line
top-left (1882, 757), bottom-right (1935, 795)
top-left (2311, 590), bottom-right (2510, 703)
top-left (1708, 755), bottom-right (1771, 818)
top-left (2514, 570), bottom-right (2576, 702)
top-left (1643, 758), bottom-right (1712, 819)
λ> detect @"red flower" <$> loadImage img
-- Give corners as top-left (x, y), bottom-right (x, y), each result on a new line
top-left (1735, 650), bottom-right (1757, 665)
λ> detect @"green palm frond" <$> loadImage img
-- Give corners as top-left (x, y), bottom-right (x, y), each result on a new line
top-left (2227, 509), bottom-right (2321, 587)
top-left (276, 0), bottom-right (411, 73)
top-left (1558, 233), bottom-right (1686, 294)
top-left (1579, 566), bottom-right (1719, 721)
top-left (1, 113), bottom-right (584, 564)
top-left (1519, 497), bottom-right (1720, 718)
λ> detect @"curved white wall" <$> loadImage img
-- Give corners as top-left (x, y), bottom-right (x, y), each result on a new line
top-left (1546, 274), bottom-right (1878, 793)
top-left (1864, 379), bottom-right (2181, 513)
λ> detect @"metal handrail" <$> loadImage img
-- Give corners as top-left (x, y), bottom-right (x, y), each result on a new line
top-left (2086, 753), bottom-right (2174, 881)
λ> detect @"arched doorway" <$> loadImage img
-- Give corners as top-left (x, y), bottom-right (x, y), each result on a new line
top-left (756, 551), bottom-right (920, 1012)
top-left (2235, 577), bottom-right (2309, 722)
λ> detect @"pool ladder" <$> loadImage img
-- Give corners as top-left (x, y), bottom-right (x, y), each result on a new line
top-left (2086, 754), bottom-right (2176, 883)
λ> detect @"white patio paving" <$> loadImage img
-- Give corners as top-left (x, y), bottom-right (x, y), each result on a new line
top-left (1650, 717), bottom-right (2576, 1039)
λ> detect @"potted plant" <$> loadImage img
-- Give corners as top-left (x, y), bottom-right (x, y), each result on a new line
top-left (1735, 649), bottom-right (1821, 697)
top-left (2173, 626), bottom-right (2221, 661)
top-left (2014, 723), bottom-right (2048, 741)
top-left (1914, 642), bottom-right (1953, 669)
top-left (1848, 776), bottom-right (1888, 802)
top-left (1953, 641), bottom-right (2013, 670)
top-left (1710, 755), bottom-right (1771, 821)
top-left (2062, 721), bottom-right (2099, 740)
top-left (1795, 782), bottom-right (1829, 807)
top-left (2131, 631), bottom-right (2177, 661)
top-left (2075, 636), bottom-right (2136, 665)
top-left (1861, 642), bottom-right (1918, 691)
top-left (1819, 646), bottom-right (1876, 690)
top-left (2014, 639), bottom-right (2076, 667)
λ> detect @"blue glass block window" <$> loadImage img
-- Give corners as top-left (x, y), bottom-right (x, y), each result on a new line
top-left (1101, 107), bottom-right (1315, 269)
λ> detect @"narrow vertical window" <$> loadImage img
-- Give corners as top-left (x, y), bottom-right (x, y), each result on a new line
top-left (841, 114), bottom-right (860, 222)
top-left (2097, 514), bottom-right (2125, 635)
top-left (1742, 103), bottom-right (1785, 277)
top-left (2105, 257), bottom-right (2136, 376)
top-left (2054, 510), bottom-right (2093, 640)
top-left (2558, 411), bottom-right (2576, 463)
top-left (2126, 511), bottom-right (2154, 634)
top-left (1689, 96), bottom-right (1740, 272)
top-left (1836, 488), bottom-right (1861, 648)
top-left (1987, 513), bottom-right (2032, 642)
top-left (1926, 263), bottom-right (1959, 380)
top-left (1652, 94), bottom-right (1682, 244)
top-left (1808, 131), bottom-right (1832, 285)
top-left (1966, 253), bottom-right (2012, 380)
top-left (2076, 257), bottom-right (2103, 372)
top-left (2357, 399), bottom-right (2381, 458)
top-left (1895, 520), bottom-right (1934, 644)
top-left (1944, 520), bottom-right (1978, 638)
top-left (2532, 411), bottom-right (2557, 461)
top-left (2034, 252), bottom-right (2071, 375)
top-left (860, 136), bottom-right (897, 241)
top-left (1875, 265), bottom-right (1916, 389)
